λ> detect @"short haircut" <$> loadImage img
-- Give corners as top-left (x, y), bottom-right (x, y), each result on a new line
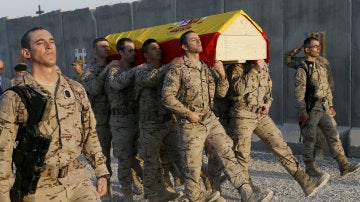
top-left (180, 30), bottom-right (196, 47)
top-left (303, 37), bottom-right (319, 48)
top-left (116, 38), bottom-right (133, 52)
top-left (21, 27), bottom-right (46, 49)
top-left (142, 38), bottom-right (157, 53)
top-left (92, 37), bottom-right (108, 48)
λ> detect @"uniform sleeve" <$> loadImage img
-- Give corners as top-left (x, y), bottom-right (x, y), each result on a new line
top-left (265, 74), bottom-right (273, 107)
top-left (294, 68), bottom-right (308, 117)
top-left (108, 66), bottom-right (136, 90)
top-left (136, 65), bottom-right (166, 87)
top-left (79, 90), bottom-right (109, 178)
top-left (81, 67), bottom-right (106, 96)
top-left (283, 50), bottom-right (304, 70)
top-left (161, 65), bottom-right (190, 117)
top-left (230, 64), bottom-right (245, 97)
top-left (0, 92), bottom-right (20, 202)
top-left (215, 76), bottom-right (229, 98)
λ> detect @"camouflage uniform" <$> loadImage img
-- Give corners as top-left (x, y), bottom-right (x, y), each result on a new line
top-left (229, 63), bottom-right (301, 180)
top-left (105, 64), bottom-right (143, 196)
top-left (294, 60), bottom-right (345, 162)
top-left (284, 51), bottom-right (335, 159)
top-left (135, 63), bottom-right (182, 199)
top-left (162, 56), bottom-right (248, 201)
top-left (82, 60), bottom-right (112, 175)
top-left (0, 72), bottom-right (109, 202)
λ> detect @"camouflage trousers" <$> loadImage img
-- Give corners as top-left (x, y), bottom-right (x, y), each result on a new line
top-left (178, 112), bottom-right (247, 201)
top-left (138, 119), bottom-right (182, 197)
top-left (96, 122), bottom-right (112, 176)
top-left (24, 168), bottom-right (100, 202)
top-left (301, 102), bottom-right (345, 162)
top-left (110, 114), bottom-right (143, 189)
top-left (230, 115), bottom-right (300, 179)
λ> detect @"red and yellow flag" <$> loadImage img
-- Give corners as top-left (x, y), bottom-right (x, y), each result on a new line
top-left (106, 9), bottom-right (269, 66)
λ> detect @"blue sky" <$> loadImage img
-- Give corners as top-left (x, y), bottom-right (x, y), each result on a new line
top-left (0, 0), bottom-right (137, 19)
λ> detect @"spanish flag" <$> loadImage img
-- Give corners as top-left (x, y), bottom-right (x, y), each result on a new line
top-left (106, 9), bottom-right (269, 66)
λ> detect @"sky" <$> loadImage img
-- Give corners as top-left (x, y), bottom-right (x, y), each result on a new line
top-left (0, 0), bottom-right (137, 19)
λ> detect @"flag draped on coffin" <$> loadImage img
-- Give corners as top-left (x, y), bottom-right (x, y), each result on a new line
top-left (106, 9), bottom-right (269, 66)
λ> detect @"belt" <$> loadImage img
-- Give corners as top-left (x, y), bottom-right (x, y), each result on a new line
top-left (242, 105), bottom-right (264, 114)
top-left (41, 159), bottom-right (84, 179)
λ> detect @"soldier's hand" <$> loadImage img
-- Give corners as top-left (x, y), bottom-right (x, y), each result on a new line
top-left (96, 177), bottom-right (108, 196)
top-left (260, 104), bottom-right (270, 115)
top-left (292, 45), bottom-right (303, 55)
top-left (330, 107), bottom-right (336, 117)
top-left (298, 114), bottom-right (309, 127)
top-left (213, 60), bottom-right (226, 79)
top-left (187, 111), bottom-right (204, 123)
top-left (171, 57), bottom-right (185, 65)
top-left (99, 65), bottom-right (112, 80)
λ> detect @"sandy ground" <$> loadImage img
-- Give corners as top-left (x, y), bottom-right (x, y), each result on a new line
top-left (91, 150), bottom-right (360, 202)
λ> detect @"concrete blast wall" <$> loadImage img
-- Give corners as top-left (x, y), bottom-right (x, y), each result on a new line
top-left (1, 0), bottom-right (359, 155)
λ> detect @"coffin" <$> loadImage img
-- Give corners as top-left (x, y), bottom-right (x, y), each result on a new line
top-left (106, 9), bottom-right (269, 66)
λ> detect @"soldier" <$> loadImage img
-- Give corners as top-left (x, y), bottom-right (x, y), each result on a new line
top-left (105, 37), bottom-right (144, 201)
top-left (80, 37), bottom-right (113, 200)
top-left (0, 27), bottom-right (109, 201)
top-left (10, 63), bottom-right (28, 86)
top-left (72, 59), bottom-right (85, 82)
top-left (0, 59), bottom-right (11, 95)
top-left (294, 37), bottom-right (360, 177)
top-left (228, 59), bottom-right (330, 198)
top-left (134, 38), bottom-right (183, 201)
top-left (284, 43), bottom-right (335, 161)
top-left (161, 30), bottom-right (269, 202)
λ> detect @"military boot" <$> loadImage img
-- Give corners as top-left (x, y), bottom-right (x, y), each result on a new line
top-left (156, 188), bottom-right (182, 201)
top-left (122, 186), bottom-right (134, 202)
top-left (163, 171), bottom-right (176, 192)
top-left (249, 178), bottom-right (273, 202)
top-left (238, 184), bottom-right (273, 202)
top-left (131, 169), bottom-right (144, 195)
top-left (335, 154), bottom-right (360, 176)
top-left (304, 160), bottom-right (324, 177)
top-left (294, 169), bottom-right (330, 197)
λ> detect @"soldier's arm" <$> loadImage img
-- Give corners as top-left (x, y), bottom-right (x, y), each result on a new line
top-left (265, 75), bottom-right (274, 107)
top-left (284, 46), bottom-right (304, 69)
top-left (79, 88), bottom-right (109, 178)
top-left (108, 66), bottom-right (137, 90)
top-left (135, 64), bottom-right (164, 87)
top-left (211, 61), bottom-right (229, 98)
top-left (0, 92), bottom-right (21, 202)
top-left (294, 68), bottom-right (308, 117)
top-left (229, 64), bottom-right (245, 97)
top-left (81, 66), bottom-right (106, 96)
top-left (161, 65), bottom-right (190, 117)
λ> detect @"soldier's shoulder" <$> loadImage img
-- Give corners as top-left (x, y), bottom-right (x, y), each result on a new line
top-left (317, 56), bottom-right (330, 65)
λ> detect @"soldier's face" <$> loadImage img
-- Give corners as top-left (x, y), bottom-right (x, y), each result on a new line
top-left (94, 41), bottom-right (110, 59)
top-left (23, 29), bottom-right (57, 68)
top-left (145, 42), bottom-right (162, 62)
top-left (120, 42), bottom-right (136, 63)
top-left (183, 32), bottom-right (203, 53)
top-left (305, 40), bottom-right (321, 58)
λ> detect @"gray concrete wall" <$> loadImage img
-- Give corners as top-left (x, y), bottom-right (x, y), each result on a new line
top-left (0, 0), bottom-right (357, 131)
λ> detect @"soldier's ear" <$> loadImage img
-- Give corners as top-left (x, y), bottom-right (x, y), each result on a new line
top-left (181, 44), bottom-right (188, 51)
top-left (21, 48), bottom-right (31, 59)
